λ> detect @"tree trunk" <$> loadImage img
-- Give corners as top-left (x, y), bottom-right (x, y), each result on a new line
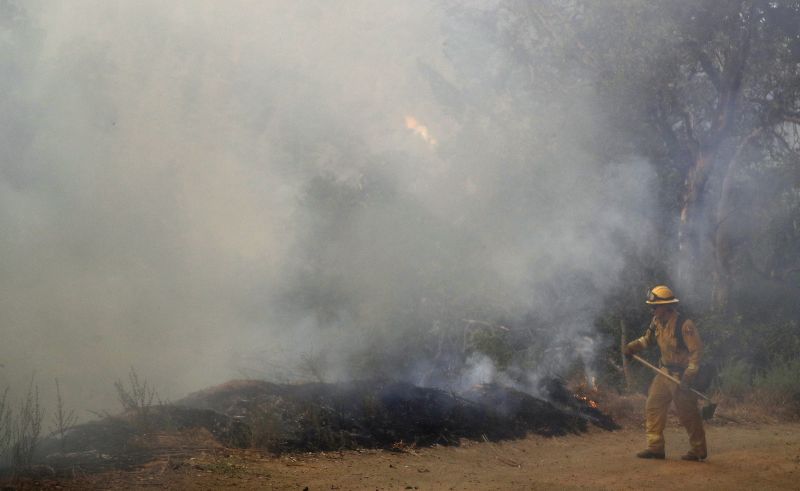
top-left (712, 163), bottom-right (736, 312)
top-left (677, 150), bottom-right (714, 293)
top-left (711, 129), bottom-right (761, 311)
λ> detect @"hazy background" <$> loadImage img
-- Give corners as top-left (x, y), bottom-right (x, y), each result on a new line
top-left (0, 0), bottom-right (654, 413)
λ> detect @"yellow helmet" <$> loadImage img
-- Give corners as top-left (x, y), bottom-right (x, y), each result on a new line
top-left (646, 285), bottom-right (679, 305)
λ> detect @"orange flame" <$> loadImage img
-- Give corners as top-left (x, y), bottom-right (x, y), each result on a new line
top-left (575, 393), bottom-right (600, 409)
top-left (405, 115), bottom-right (437, 146)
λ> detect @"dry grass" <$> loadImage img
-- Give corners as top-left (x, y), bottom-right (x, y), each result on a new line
top-left (709, 391), bottom-right (800, 424)
top-left (593, 391), bottom-right (646, 427)
top-left (590, 384), bottom-right (798, 429)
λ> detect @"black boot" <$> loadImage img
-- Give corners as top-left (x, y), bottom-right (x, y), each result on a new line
top-left (636, 449), bottom-right (665, 459)
top-left (681, 453), bottom-right (706, 461)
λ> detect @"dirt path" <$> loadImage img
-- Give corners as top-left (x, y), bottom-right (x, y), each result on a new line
top-left (15, 423), bottom-right (800, 490)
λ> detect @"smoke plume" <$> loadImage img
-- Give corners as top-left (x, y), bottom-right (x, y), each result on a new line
top-left (0, 1), bottom-right (654, 413)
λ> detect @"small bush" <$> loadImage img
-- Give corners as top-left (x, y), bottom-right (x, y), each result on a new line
top-left (49, 378), bottom-right (77, 452)
top-left (115, 367), bottom-right (158, 432)
top-left (300, 350), bottom-right (327, 383)
top-left (10, 380), bottom-right (44, 469)
top-left (247, 399), bottom-right (288, 450)
top-left (716, 359), bottom-right (754, 400)
top-left (754, 358), bottom-right (800, 405)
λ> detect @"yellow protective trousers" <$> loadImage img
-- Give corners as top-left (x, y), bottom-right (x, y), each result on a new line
top-left (645, 373), bottom-right (707, 457)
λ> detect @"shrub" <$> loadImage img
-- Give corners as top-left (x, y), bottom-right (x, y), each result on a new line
top-left (246, 399), bottom-right (289, 450)
top-left (754, 358), bottom-right (800, 405)
top-left (115, 367), bottom-right (158, 432)
top-left (715, 359), bottom-right (754, 400)
top-left (49, 378), bottom-right (77, 452)
top-left (10, 380), bottom-right (44, 469)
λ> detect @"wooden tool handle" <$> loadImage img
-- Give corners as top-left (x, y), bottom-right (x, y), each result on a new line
top-left (631, 354), bottom-right (711, 402)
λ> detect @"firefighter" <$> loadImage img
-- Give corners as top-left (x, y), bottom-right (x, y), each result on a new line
top-left (623, 285), bottom-right (707, 461)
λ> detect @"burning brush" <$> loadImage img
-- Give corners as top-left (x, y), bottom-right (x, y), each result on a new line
top-left (572, 376), bottom-right (601, 410)
top-left (574, 393), bottom-right (600, 410)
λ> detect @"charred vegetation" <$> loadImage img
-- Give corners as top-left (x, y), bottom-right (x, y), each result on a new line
top-left (1, 378), bottom-right (615, 477)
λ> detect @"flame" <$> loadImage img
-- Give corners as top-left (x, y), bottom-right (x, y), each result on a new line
top-left (575, 393), bottom-right (600, 409)
top-left (405, 115), bottom-right (438, 146)
top-left (574, 377), bottom-right (601, 409)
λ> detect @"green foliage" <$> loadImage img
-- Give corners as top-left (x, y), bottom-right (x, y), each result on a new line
top-left (715, 359), bottom-right (754, 399)
top-left (713, 356), bottom-right (800, 407)
top-left (754, 358), bottom-right (800, 404)
top-left (515, 0), bottom-right (800, 311)
top-left (493, 0), bottom-right (800, 387)
top-left (695, 314), bottom-right (800, 370)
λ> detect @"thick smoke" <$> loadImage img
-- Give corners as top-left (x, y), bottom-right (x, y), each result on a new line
top-left (0, 1), bottom-right (654, 413)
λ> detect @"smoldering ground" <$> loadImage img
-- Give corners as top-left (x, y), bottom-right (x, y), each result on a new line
top-left (0, 1), bottom-right (655, 414)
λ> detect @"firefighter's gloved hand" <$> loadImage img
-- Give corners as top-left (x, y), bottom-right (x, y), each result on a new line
top-left (622, 344), bottom-right (636, 361)
top-left (622, 345), bottom-right (634, 360)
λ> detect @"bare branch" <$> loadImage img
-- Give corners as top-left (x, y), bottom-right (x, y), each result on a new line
top-left (50, 378), bottom-right (77, 452)
top-left (115, 367), bottom-right (158, 433)
top-left (11, 378), bottom-right (44, 470)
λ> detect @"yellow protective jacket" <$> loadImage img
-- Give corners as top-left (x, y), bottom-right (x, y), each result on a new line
top-left (627, 310), bottom-right (703, 381)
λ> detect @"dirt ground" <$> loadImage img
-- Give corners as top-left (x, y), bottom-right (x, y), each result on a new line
top-left (9, 422), bottom-right (800, 490)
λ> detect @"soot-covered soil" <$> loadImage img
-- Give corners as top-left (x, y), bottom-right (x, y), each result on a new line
top-left (16, 378), bottom-right (615, 477)
top-left (177, 379), bottom-right (618, 452)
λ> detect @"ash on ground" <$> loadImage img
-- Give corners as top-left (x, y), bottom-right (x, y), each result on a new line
top-left (23, 378), bottom-right (617, 476)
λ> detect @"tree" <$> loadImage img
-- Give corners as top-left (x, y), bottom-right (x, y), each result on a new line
top-left (503, 0), bottom-right (800, 312)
